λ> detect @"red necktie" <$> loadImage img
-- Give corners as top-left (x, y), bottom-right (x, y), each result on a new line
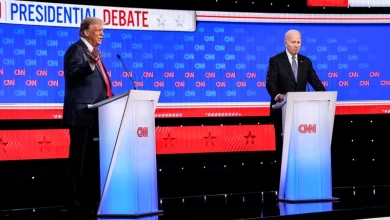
top-left (97, 59), bottom-right (113, 98)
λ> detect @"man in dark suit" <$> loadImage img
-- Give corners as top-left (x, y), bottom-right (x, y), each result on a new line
top-left (266, 29), bottom-right (325, 188)
top-left (62, 17), bottom-right (113, 217)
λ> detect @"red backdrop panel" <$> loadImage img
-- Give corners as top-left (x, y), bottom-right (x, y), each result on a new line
top-left (0, 125), bottom-right (275, 161)
top-left (307, 0), bottom-right (348, 7)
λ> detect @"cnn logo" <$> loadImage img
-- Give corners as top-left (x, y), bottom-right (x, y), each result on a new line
top-left (298, 124), bottom-right (316, 133)
top-left (137, 127), bottom-right (148, 137)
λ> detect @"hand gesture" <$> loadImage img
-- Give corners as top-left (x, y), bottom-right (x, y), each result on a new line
top-left (88, 47), bottom-right (103, 65)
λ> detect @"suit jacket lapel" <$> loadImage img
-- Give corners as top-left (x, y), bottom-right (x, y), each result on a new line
top-left (98, 60), bottom-right (112, 84)
top-left (282, 52), bottom-right (297, 85)
top-left (297, 55), bottom-right (304, 86)
top-left (95, 61), bottom-right (105, 81)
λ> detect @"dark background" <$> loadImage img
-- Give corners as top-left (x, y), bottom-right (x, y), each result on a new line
top-left (1, 0), bottom-right (389, 211)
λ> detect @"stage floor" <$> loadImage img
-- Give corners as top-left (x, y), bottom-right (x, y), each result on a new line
top-left (1, 185), bottom-right (390, 220)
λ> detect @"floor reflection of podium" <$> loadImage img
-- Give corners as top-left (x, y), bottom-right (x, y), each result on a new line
top-left (279, 202), bottom-right (333, 215)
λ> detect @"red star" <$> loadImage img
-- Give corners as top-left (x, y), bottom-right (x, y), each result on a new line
top-left (204, 132), bottom-right (216, 146)
top-left (244, 131), bottom-right (256, 145)
top-left (38, 136), bottom-right (52, 152)
top-left (162, 133), bottom-right (176, 147)
top-left (0, 137), bottom-right (8, 153)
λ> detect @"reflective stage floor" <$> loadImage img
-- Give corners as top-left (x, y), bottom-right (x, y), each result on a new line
top-left (1, 185), bottom-right (390, 220)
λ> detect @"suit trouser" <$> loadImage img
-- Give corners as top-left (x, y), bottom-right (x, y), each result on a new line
top-left (271, 109), bottom-right (283, 189)
top-left (66, 125), bottom-right (100, 213)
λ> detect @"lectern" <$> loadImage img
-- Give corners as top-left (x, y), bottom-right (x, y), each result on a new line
top-left (88, 90), bottom-right (162, 217)
top-left (273, 91), bottom-right (338, 203)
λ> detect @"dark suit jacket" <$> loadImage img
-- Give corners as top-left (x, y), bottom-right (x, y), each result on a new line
top-left (266, 51), bottom-right (326, 109)
top-left (62, 40), bottom-right (111, 127)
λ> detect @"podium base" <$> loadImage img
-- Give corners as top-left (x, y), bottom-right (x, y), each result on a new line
top-left (97, 210), bottom-right (163, 219)
top-left (278, 197), bottom-right (339, 204)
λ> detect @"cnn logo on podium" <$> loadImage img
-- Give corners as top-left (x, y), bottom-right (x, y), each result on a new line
top-left (137, 127), bottom-right (148, 137)
top-left (298, 124), bottom-right (316, 133)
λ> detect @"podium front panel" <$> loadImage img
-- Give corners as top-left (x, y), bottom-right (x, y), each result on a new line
top-left (98, 95), bottom-right (127, 196)
top-left (283, 100), bottom-right (332, 201)
top-left (98, 97), bottom-right (158, 215)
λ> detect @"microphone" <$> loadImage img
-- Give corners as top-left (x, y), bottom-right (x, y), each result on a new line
top-left (117, 54), bottom-right (137, 90)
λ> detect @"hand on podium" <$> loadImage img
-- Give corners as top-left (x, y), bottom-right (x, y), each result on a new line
top-left (272, 94), bottom-right (287, 110)
top-left (276, 94), bottom-right (285, 102)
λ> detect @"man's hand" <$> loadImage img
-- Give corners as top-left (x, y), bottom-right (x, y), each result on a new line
top-left (276, 94), bottom-right (285, 102)
top-left (88, 47), bottom-right (103, 65)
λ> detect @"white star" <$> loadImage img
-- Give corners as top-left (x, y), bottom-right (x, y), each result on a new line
top-left (175, 15), bottom-right (184, 27)
top-left (157, 15), bottom-right (165, 27)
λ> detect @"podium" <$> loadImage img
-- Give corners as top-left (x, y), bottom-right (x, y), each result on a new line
top-left (88, 90), bottom-right (163, 218)
top-left (273, 91), bottom-right (338, 203)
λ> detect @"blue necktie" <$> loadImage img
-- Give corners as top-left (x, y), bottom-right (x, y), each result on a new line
top-left (292, 56), bottom-right (298, 81)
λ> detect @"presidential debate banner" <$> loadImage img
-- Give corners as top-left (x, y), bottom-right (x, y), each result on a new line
top-left (0, 0), bottom-right (196, 31)
top-left (1, 1), bottom-right (390, 120)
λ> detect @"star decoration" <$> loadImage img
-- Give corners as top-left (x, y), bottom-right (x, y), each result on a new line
top-left (175, 15), bottom-right (184, 27)
top-left (244, 131), bottom-right (256, 145)
top-left (0, 137), bottom-right (8, 153)
top-left (204, 132), bottom-right (216, 146)
top-left (38, 136), bottom-right (52, 152)
top-left (162, 133), bottom-right (175, 147)
top-left (156, 15), bottom-right (165, 27)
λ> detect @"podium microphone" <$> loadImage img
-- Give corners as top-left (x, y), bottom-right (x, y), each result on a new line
top-left (117, 54), bottom-right (137, 90)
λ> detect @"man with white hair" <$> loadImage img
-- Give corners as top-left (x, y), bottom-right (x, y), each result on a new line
top-left (266, 29), bottom-right (326, 189)
top-left (63, 17), bottom-right (113, 217)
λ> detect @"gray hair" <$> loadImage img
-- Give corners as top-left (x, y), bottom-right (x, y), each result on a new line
top-left (284, 29), bottom-right (301, 41)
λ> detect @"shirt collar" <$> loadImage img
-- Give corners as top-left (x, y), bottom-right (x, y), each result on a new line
top-left (81, 37), bottom-right (93, 52)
